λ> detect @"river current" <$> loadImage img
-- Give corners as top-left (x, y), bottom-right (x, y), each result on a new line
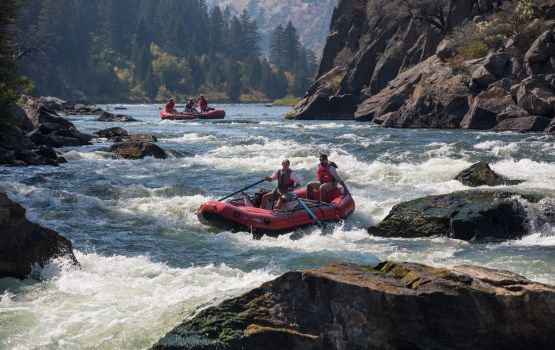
top-left (1, 104), bottom-right (554, 349)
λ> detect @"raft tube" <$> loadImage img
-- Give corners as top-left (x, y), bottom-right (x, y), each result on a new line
top-left (197, 188), bottom-right (355, 237)
top-left (160, 109), bottom-right (225, 120)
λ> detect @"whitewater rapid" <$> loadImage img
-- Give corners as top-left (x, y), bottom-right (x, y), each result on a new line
top-left (0, 104), bottom-right (554, 349)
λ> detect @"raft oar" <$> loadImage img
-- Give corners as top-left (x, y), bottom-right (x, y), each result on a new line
top-left (218, 179), bottom-right (265, 201)
top-left (290, 191), bottom-right (326, 229)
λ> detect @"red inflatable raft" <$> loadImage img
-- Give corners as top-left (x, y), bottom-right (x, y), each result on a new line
top-left (197, 187), bottom-right (355, 237)
top-left (160, 109), bottom-right (225, 120)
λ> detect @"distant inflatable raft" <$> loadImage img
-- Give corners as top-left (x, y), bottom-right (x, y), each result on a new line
top-left (160, 109), bottom-right (225, 120)
top-left (197, 187), bottom-right (355, 237)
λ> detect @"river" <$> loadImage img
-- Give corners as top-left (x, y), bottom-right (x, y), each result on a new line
top-left (0, 104), bottom-right (554, 349)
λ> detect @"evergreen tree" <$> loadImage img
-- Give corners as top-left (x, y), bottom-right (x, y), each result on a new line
top-left (1, 0), bottom-right (23, 133)
top-left (269, 24), bottom-right (284, 69)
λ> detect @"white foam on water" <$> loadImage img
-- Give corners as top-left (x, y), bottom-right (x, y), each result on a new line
top-left (0, 252), bottom-right (275, 350)
top-left (160, 133), bottom-right (220, 143)
top-left (490, 159), bottom-right (555, 192)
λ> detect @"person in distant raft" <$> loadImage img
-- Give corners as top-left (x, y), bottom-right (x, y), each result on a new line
top-left (165, 97), bottom-right (177, 114)
top-left (306, 154), bottom-right (350, 203)
top-left (197, 95), bottom-right (213, 112)
top-left (260, 159), bottom-right (303, 210)
top-left (185, 99), bottom-right (198, 113)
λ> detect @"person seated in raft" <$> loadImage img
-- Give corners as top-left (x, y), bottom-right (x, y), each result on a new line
top-left (184, 99), bottom-right (198, 113)
top-left (197, 95), bottom-right (213, 112)
top-left (306, 154), bottom-right (350, 203)
top-left (260, 159), bottom-right (303, 210)
top-left (165, 97), bottom-right (177, 114)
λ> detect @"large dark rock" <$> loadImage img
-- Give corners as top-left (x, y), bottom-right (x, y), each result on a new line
top-left (97, 111), bottom-right (137, 122)
top-left (524, 29), bottom-right (555, 75)
top-left (0, 193), bottom-right (78, 279)
top-left (493, 115), bottom-right (552, 132)
top-left (94, 127), bottom-right (157, 143)
top-left (367, 191), bottom-right (535, 241)
top-left (152, 261), bottom-right (555, 350)
top-left (455, 162), bottom-right (523, 186)
top-left (515, 75), bottom-right (555, 116)
top-left (109, 141), bottom-right (167, 159)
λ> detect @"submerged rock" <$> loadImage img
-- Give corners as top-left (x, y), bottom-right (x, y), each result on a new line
top-left (152, 261), bottom-right (555, 350)
top-left (455, 162), bottom-right (523, 186)
top-left (0, 192), bottom-right (78, 279)
top-left (367, 190), bottom-right (535, 241)
top-left (93, 127), bottom-right (156, 143)
top-left (109, 141), bottom-right (166, 159)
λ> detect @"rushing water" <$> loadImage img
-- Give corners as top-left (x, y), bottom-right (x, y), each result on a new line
top-left (0, 104), bottom-right (554, 349)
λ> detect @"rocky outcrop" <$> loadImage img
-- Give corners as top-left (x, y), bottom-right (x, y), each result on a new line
top-left (109, 141), bottom-right (167, 159)
top-left (153, 261), bottom-right (555, 350)
top-left (455, 162), bottom-right (523, 186)
top-left (97, 111), bottom-right (137, 122)
top-left (0, 97), bottom-right (94, 166)
top-left (287, 0), bottom-right (555, 133)
top-left (367, 190), bottom-right (537, 241)
top-left (0, 192), bottom-right (78, 279)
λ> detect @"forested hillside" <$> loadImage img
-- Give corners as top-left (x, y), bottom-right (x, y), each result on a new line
top-left (206, 0), bottom-right (337, 55)
top-left (15, 0), bottom-right (318, 103)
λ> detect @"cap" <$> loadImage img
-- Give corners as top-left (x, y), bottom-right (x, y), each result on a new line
top-left (319, 154), bottom-right (328, 161)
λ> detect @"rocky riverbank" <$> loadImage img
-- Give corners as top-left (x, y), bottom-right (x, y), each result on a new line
top-left (153, 261), bottom-right (555, 350)
top-left (286, 0), bottom-right (555, 134)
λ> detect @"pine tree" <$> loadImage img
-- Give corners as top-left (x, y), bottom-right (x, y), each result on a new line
top-left (269, 24), bottom-right (284, 69)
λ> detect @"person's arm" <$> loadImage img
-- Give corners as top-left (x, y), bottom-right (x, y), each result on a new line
top-left (265, 170), bottom-right (279, 182)
top-left (329, 166), bottom-right (349, 194)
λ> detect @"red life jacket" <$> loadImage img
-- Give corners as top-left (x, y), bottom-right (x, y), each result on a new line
top-left (165, 101), bottom-right (175, 112)
top-left (277, 169), bottom-right (295, 192)
top-left (199, 98), bottom-right (208, 110)
top-left (317, 162), bottom-right (337, 183)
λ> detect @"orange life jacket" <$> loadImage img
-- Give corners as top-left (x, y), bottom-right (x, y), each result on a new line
top-left (317, 163), bottom-right (337, 183)
top-left (277, 169), bottom-right (295, 192)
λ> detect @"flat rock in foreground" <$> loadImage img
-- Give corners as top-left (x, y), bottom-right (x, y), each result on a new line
top-left (0, 193), bottom-right (78, 279)
top-left (109, 141), bottom-right (167, 159)
top-left (152, 261), bottom-right (555, 350)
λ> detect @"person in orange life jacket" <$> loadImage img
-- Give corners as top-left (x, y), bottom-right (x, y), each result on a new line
top-left (165, 97), bottom-right (177, 113)
top-left (306, 154), bottom-right (350, 202)
top-left (198, 95), bottom-right (210, 112)
top-left (185, 99), bottom-right (198, 113)
top-left (260, 159), bottom-right (303, 210)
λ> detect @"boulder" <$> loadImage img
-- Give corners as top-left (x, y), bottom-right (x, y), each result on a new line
top-left (152, 261), bottom-right (555, 350)
top-left (109, 141), bottom-right (167, 159)
top-left (493, 116), bottom-right (552, 132)
top-left (524, 29), bottom-right (555, 75)
top-left (455, 162), bottom-right (523, 186)
top-left (496, 104), bottom-right (530, 123)
top-left (367, 191), bottom-right (534, 241)
top-left (93, 127), bottom-right (129, 141)
top-left (0, 193), bottom-right (78, 279)
top-left (97, 111), bottom-right (137, 122)
top-left (461, 87), bottom-right (514, 129)
top-left (515, 75), bottom-right (555, 116)
top-left (70, 103), bottom-right (104, 115)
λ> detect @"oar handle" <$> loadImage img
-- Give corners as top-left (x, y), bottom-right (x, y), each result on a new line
top-left (218, 179), bottom-right (266, 201)
top-left (290, 191), bottom-right (325, 229)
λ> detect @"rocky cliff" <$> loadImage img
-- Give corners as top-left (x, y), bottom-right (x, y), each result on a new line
top-left (152, 261), bottom-right (555, 349)
top-left (286, 0), bottom-right (555, 133)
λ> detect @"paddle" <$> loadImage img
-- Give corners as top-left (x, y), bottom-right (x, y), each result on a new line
top-left (290, 191), bottom-right (326, 229)
top-left (218, 179), bottom-right (265, 201)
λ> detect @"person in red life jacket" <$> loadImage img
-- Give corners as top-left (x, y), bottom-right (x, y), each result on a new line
top-left (260, 159), bottom-right (303, 210)
top-left (165, 97), bottom-right (177, 114)
top-left (306, 154), bottom-right (350, 202)
top-left (197, 95), bottom-right (214, 112)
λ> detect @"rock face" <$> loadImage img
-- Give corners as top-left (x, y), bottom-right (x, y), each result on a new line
top-left (455, 162), bottom-right (523, 186)
top-left (109, 141), bottom-right (167, 159)
top-left (0, 193), bottom-right (78, 279)
top-left (153, 261), bottom-right (555, 350)
top-left (0, 98), bottom-right (93, 166)
top-left (286, 0), bottom-right (555, 133)
top-left (367, 191), bottom-right (534, 241)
